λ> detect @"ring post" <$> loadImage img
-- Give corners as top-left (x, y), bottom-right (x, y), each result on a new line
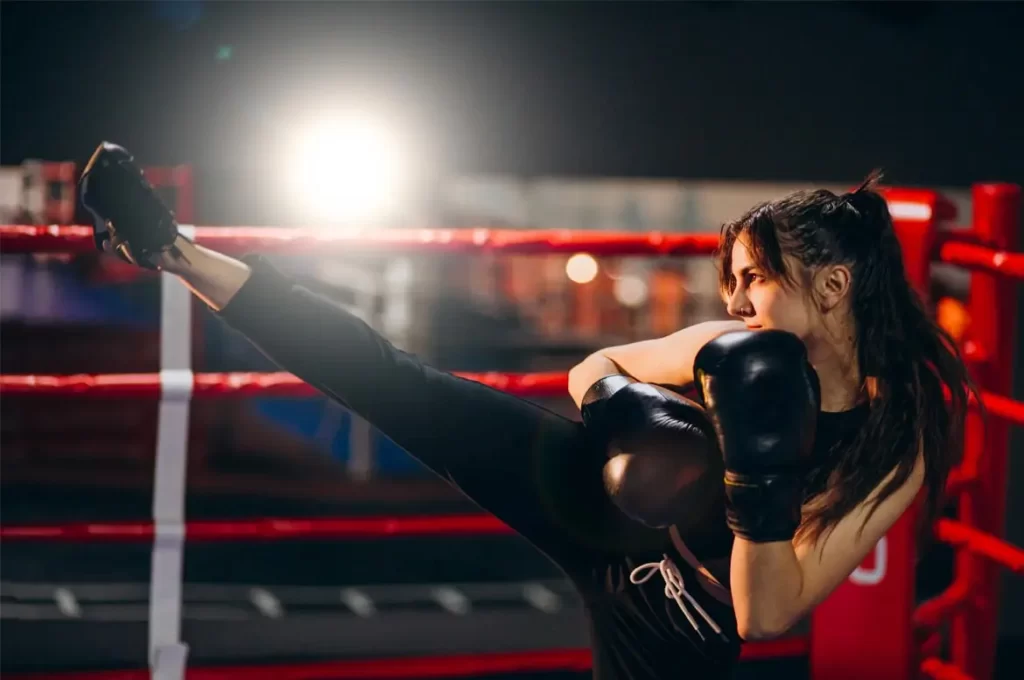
top-left (954, 183), bottom-right (1020, 679)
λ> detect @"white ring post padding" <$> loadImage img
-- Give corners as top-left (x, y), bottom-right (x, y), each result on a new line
top-left (149, 271), bottom-right (194, 680)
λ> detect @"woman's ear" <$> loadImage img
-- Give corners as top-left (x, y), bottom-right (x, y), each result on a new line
top-left (815, 264), bottom-right (852, 312)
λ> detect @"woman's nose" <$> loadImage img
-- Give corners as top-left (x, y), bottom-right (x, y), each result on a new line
top-left (726, 288), bottom-right (753, 318)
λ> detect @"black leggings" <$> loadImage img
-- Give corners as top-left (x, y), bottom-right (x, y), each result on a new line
top-left (218, 256), bottom-right (662, 575)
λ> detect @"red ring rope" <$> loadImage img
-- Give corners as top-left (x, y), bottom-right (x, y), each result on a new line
top-left (920, 657), bottom-right (974, 680)
top-left (915, 579), bottom-right (971, 630)
top-left (944, 467), bottom-right (978, 496)
top-left (0, 371), bottom-right (570, 399)
top-left (971, 389), bottom-right (1024, 426)
top-left (5, 513), bottom-right (1021, 573)
top-left (939, 241), bottom-right (1024, 279)
top-left (934, 519), bottom-right (1024, 574)
top-left (0, 225), bottom-right (721, 256)
top-left (5, 372), bottom-right (1024, 427)
top-left (0, 514), bottom-right (512, 542)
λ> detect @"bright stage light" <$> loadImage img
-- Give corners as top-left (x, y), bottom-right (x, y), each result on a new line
top-left (566, 253), bottom-right (599, 284)
top-left (289, 114), bottom-right (408, 224)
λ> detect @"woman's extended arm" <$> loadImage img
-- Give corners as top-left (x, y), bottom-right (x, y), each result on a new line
top-left (567, 320), bottom-right (746, 407)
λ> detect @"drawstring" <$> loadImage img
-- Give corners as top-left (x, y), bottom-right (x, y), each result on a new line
top-left (630, 556), bottom-right (727, 642)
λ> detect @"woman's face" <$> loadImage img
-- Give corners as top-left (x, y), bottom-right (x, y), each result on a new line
top-left (724, 233), bottom-right (820, 340)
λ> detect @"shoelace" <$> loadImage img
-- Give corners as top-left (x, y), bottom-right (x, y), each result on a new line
top-left (630, 555), bottom-right (726, 642)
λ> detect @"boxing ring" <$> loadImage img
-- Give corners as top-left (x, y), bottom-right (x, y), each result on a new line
top-left (0, 182), bottom-right (1021, 680)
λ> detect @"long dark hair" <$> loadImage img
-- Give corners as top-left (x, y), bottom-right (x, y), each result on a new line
top-left (716, 171), bottom-right (977, 544)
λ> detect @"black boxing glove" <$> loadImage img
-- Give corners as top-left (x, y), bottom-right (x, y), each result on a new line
top-left (79, 142), bottom-right (184, 269)
top-left (580, 375), bottom-right (638, 444)
top-left (693, 330), bottom-right (820, 543)
top-left (581, 376), bottom-right (723, 529)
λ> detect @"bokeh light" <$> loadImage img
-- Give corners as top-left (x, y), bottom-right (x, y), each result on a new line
top-left (613, 275), bottom-right (649, 307)
top-left (565, 253), bottom-right (599, 284)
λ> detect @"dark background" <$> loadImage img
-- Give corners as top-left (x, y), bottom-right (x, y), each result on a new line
top-left (2, 0), bottom-right (1023, 674)
top-left (3, 1), bottom-right (1023, 188)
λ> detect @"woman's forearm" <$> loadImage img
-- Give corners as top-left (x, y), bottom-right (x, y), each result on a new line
top-left (567, 321), bottom-right (746, 408)
top-left (158, 236), bottom-right (252, 311)
top-left (730, 538), bottom-right (804, 639)
top-left (567, 354), bottom-right (622, 408)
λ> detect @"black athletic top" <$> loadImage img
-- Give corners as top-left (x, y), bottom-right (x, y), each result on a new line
top-left (217, 256), bottom-right (869, 679)
top-left (805, 403), bottom-right (872, 500)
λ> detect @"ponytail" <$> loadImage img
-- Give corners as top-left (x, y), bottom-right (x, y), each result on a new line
top-left (805, 177), bottom-right (975, 543)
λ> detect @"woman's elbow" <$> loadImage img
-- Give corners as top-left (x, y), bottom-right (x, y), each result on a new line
top-left (735, 611), bottom-right (796, 641)
top-left (567, 361), bottom-right (590, 404)
top-left (567, 356), bottom-right (591, 386)
top-left (568, 353), bottom-right (611, 404)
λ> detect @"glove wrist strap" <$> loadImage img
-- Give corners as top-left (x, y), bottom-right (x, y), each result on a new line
top-left (724, 471), bottom-right (803, 543)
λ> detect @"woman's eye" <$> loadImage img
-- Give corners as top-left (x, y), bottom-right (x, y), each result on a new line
top-left (746, 272), bottom-right (764, 285)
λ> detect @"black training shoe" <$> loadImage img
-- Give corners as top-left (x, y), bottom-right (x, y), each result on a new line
top-left (79, 142), bottom-right (182, 269)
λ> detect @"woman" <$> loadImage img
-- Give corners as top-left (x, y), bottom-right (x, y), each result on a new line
top-left (81, 144), bottom-right (973, 679)
top-left (572, 171), bottom-right (977, 641)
